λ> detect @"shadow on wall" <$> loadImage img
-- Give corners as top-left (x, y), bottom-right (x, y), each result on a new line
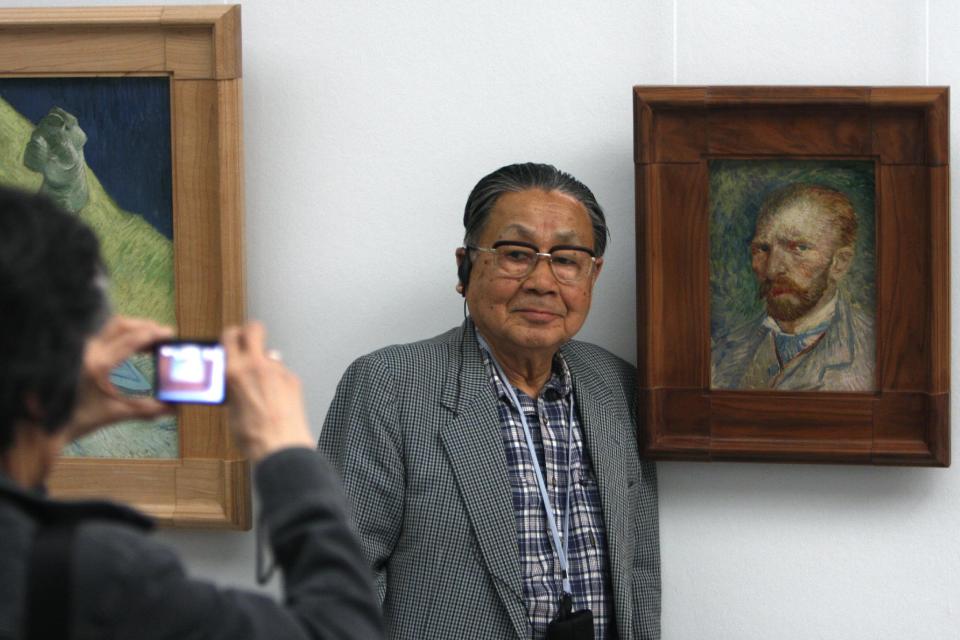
top-left (659, 460), bottom-right (947, 509)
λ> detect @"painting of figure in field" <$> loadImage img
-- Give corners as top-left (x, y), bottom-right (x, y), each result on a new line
top-left (710, 160), bottom-right (876, 392)
top-left (0, 77), bottom-right (176, 457)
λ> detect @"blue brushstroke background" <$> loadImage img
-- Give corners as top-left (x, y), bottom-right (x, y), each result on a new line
top-left (0, 77), bottom-right (172, 238)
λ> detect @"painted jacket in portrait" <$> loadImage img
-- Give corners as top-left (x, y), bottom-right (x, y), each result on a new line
top-left (711, 292), bottom-right (875, 391)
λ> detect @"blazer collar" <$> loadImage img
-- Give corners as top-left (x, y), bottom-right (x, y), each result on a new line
top-left (439, 322), bottom-right (636, 638)
top-left (440, 319), bottom-right (482, 413)
top-left (562, 344), bottom-right (635, 639)
top-left (438, 319), bottom-right (529, 638)
top-left (813, 293), bottom-right (859, 369)
top-left (772, 292), bottom-right (860, 385)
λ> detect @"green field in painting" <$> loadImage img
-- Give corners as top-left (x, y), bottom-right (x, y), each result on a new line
top-left (0, 96), bottom-right (177, 458)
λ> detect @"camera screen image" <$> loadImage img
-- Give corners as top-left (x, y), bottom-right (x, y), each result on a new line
top-left (155, 342), bottom-right (226, 404)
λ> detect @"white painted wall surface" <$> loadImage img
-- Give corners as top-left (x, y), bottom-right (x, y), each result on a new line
top-left (3, 1), bottom-right (958, 637)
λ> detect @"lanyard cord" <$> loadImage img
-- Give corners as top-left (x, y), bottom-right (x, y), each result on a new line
top-left (477, 334), bottom-right (576, 595)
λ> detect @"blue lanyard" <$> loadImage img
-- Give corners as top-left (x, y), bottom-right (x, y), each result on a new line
top-left (477, 334), bottom-right (576, 595)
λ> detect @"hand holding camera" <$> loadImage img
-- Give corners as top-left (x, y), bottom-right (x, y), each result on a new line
top-left (222, 321), bottom-right (314, 463)
top-left (68, 316), bottom-right (313, 463)
top-left (65, 316), bottom-right (175, 443)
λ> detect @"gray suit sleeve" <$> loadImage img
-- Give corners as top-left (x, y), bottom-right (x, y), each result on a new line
top-left (76, 448), bottom-right (384, 640)
top-left (317, 353), bottom-right (405, 605)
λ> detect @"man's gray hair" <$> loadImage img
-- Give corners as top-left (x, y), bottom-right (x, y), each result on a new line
top-left (462, 163), bottom-right (609, 256)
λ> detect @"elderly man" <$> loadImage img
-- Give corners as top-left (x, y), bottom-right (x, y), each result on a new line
top-left (319, 163), bottom-right (660, 639)
top-left (712, 183), bottom-right (875, 391)
top-left (0, 187), bottom-right (383, 639)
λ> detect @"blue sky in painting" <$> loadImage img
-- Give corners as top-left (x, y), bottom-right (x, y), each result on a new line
top-left (0, 77), bottom-right (173, 238)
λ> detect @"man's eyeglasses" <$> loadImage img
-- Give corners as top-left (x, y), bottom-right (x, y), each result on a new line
top-left (466, 241), bottom-right (597, 284)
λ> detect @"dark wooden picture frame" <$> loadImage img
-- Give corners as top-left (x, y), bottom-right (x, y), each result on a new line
top-left (0, 6), bottom-right (250, 526)
top-left (634, 86), bottom-right (949, 466)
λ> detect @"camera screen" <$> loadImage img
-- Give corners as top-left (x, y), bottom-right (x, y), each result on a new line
top-left (155, 342), bottom-right (226, 404)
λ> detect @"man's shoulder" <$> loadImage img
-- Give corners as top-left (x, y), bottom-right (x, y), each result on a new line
top-left (41, 498), bottom-right (171, 581)
top-left (834, 294), bottom-right (875, 369)
top-left (840, 295), bottom-right (875, 334)
top-left (711, 314), bottom-right (771, 387)
top-left (75, 518), bottom-right (178, 576)
top-left (348, 325), bottom-right (462, 371)
top-left (0, 492), bottom-right (181, 634)
top-left (3, 494), bottom-right (182, 601)
top-left (562, 339), bottom-right (636, 381)
top-left (713, 313), bottom-right (768, 347)
top-left (333, 326), bottom-right (465, 399)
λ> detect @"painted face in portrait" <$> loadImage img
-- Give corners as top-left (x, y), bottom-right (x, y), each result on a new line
top-left (750, 202), bottom-right (854, 324)
top-left (458, 188), bottom-right (602, 361)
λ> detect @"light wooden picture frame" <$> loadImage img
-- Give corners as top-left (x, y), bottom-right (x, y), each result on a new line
top-left (0, 5), bottom-right (249, 528)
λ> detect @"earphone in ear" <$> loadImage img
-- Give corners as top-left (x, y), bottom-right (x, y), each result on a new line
top-left (456, 248), bottom-right (473, 296)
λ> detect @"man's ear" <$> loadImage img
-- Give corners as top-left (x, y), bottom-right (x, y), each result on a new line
top-left (590, 257), bottom-right (604, 286)
top-left (3, 419), bottom-right (64, 488)
top-left (455, 247), bottom-right (466, 295)
top-left (830, 246), bottom-right (854, 280)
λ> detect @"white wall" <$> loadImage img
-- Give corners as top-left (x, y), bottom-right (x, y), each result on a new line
top-left (7, 1), bottom-right (959, 637)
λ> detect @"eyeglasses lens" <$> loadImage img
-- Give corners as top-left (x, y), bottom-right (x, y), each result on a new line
top-left (493, 245), bottom-right (591, 283)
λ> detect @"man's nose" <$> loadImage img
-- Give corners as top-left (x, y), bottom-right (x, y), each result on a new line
top-left (764, 246), bottom-right (788, 278)
top-left (522, 254), bottom-right (559, 292)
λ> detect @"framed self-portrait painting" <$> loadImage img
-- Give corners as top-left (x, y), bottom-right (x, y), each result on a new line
top-left (634, 86), bottom-right (949, 466)
top-left (0, 6), bottom-right (250, 526)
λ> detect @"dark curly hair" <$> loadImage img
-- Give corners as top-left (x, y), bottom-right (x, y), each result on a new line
top-left (0, 186), bottom-right (108, 452)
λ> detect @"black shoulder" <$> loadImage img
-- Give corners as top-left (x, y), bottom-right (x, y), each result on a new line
top-left (67, 519), bottom-right (186, 634)
top-left (74, 520), bottom-right (183, 584)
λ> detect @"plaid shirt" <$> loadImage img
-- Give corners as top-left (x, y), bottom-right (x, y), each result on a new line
top-left (480, 346), bottom-right (612, 639)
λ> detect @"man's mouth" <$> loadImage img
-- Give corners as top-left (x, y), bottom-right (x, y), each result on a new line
top-left (769, 286), bottom-right (798, 297)
top-left (761, 278), bottom-right (803, 299)
top-left (513, 307), bottom-right (562, 321)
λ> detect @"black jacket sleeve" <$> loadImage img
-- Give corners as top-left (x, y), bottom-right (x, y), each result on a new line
top-left (71, 448), bottom-right (384, 640)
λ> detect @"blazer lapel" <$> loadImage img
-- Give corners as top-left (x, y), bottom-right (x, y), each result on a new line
top-left (438, 324), bottom-right (529, 639)
top-left (568, 352), bottom-right (634, 639)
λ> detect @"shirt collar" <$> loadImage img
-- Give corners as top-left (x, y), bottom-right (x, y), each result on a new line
top-left (477, 341), bottom-right (573, 401)
top-left (762, 291), bottom-right (838, 336)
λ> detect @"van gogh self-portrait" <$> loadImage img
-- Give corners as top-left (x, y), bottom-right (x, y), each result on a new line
top-left (710, 161), bottom-right (876, 392)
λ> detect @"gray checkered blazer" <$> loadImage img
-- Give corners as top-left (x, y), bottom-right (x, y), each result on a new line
top-left (319, 321), bottom-right (660, 639)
